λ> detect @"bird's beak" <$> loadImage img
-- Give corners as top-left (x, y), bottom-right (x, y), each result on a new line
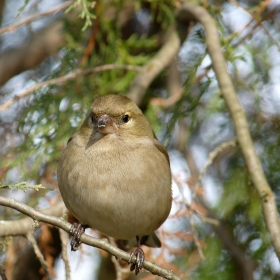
top-left (98, 114), bottom-right (117, 134)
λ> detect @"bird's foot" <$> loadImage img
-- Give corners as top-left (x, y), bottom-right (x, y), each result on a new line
top-left (69, 223), bottom-right (87, 251)
top-left (128, 247), bottom-right (145, 275)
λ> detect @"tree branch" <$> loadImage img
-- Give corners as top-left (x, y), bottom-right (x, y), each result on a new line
top-left (0, 65), bottom-right (141, 112)
top-left (0, 196), bottom-right (181, 280)
top-left (26, 231), bottom-right (52, 280)
top-left (0, 1), bottom-right (73, 35)
top-left (127, 28), bottom-right (180, 106)
top-left (178, 2), bottom-right (280, 260)
top-left (0, 199), bottom-right (66, 236)
top-left (59, 228), bottom-right (71, 280)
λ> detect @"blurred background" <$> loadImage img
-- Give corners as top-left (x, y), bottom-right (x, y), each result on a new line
top-left (0, 0), bottom-right (280, 279)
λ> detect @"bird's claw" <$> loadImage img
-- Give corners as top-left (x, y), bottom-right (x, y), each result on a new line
top-left (69, 223), bottom-right (86, 251)
top-left (128, 247), bottom-right (145, 275)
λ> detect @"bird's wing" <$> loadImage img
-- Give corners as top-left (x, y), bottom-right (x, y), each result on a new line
top-left (67, 136), bottom-right (73, 145)
top-left (152, 132), bottom-right (170, 165)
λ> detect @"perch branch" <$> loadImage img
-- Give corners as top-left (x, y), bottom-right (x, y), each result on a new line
top-left (0, 196), bottom-right (181, 280)
top-left (0, 199), bottom-right (66, 236)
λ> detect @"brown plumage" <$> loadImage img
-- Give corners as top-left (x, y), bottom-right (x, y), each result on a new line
top-left (57, 94), bottom-right (172, 274)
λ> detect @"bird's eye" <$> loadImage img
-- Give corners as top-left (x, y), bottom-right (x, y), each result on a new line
top-left (122, 114), bottom-right (130, 123)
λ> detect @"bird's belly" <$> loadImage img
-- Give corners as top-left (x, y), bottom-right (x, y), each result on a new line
top-left (71, 186), bottom-right (165, 239)
top-left (58, 144), bottom-right (172, 240)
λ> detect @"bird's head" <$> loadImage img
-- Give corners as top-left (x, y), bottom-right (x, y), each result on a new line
top-left (80, 94), bottom-right (154, 140)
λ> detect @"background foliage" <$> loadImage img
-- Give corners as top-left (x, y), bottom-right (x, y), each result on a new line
top-left (0, 0), bottom-right (280, 279)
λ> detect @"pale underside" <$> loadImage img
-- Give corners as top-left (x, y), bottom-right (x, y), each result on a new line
top-left (58, 132), bottom-right (172, 240)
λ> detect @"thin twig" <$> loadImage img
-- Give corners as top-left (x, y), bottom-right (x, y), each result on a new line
top-left (198, 140), bottom-right (237, 182)
top-left (189, 140), bottom-right (237, 259)
top-left (189, 208), bottom-right (205, 260)
top-left (186, 204), bottom-right (219, 226)
top-left (185, 150), bottom-right (257, 280)
top-left (150, 88), bottom-right (184, 108)
top-left (0, 1), bottom-right (74, 36)
top-left (174, 140), bottom-right (235, 254)
top-left (189, 183), bottom-right (205, 260)
top-left (0, 196), bottom-right (182, 280)
top-left (26, 231), bottom-right (52, 280)
top-left (108, 237), bottom-right (130, 280)
top-left (108, 237), bottom-right (122, 280)
top-left (59, 228), bottom-right (71, 280)
top-left (228, 0), bottom-right (280, 52)
top-left (0, 64), bottom-right (141, 112)
top-left (172, 174), bottom-right (205, 260)
top-left (172, 174), bottom-right (219, 226)
top-left (111, 255), bottom-right (123, 280)
top-left (187, 140), bottom-right (237, 221)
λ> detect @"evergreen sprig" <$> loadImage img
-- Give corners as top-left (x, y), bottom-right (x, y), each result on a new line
top-left (0, 182), bottom-right (47, 192)
top-left (65, 0), bottom-right (96, 31)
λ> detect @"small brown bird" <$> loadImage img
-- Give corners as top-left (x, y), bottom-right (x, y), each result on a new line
top-left (57, 94), bottom-right (172, 274)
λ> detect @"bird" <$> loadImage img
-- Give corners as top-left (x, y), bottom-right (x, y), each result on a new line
top-left (57, 94), bottom-right (172, 274)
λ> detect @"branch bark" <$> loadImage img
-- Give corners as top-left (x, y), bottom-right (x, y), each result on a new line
top-left (0, 199), bottom-right (66, 236)
top-left (177, 2), bottom-right (280, 260)
top-left (0, 196), bottom-right (181, 280)
top-left (127, 28), bottom-right (180, 106)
